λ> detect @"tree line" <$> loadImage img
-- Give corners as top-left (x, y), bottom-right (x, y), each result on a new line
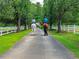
top-left (1, 0), bottom-right (78, 33)
top-left (0, 0), bottom-right (42, 32)
top-left (43, 0), bottom-right (79, 32)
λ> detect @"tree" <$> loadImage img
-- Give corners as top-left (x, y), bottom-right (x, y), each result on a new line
top-left (43, 0), bottom-right (79, 32)
top-left (11, 0), bottom-right (31, 32)
top-left (36, 2), bottom-right (42, 22)
top-left (0, 0), bottom-right (15, 25)
top-left (0, 0), bottom-right (31, 31)
top-left (20, 0), bottom-right (30, 30)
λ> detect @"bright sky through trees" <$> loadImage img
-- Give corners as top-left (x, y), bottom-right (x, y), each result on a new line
top-left (30, 0), bottom-right (43, 5)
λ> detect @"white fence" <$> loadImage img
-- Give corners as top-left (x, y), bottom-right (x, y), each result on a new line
top-left (52, 25), bottom-right (79, 34)
top-left (0, 26), bottom-right (25, 36)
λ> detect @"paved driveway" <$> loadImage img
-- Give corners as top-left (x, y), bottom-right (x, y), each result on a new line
top-left (0, 29), bottom-right (75, 59)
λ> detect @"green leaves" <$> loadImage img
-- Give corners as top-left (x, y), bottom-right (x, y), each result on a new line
top-left (43, 0), bottom-right (79, 24)
top-left (0, 0), bottom-right (31, 26)
top-left (43, 0), bottom-right (79, 32)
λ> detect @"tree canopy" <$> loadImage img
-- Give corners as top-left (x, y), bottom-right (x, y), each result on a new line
top-left (43, 0), bottom-right (79, 32)
top-left (0, 0), bottom-right (79, 33)
top-left (0, 0), bottom-right (42, 32)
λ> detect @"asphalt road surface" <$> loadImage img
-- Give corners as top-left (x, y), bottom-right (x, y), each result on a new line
top-left (0, 29), bottom-right (75, 59)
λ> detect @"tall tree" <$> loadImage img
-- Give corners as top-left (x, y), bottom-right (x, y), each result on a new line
top-left (36, 2), bottom-right (42, 22)
top-left (43, 0), bottom-right (79, 32)
top-left (0, 0), bottom-right (31, 31)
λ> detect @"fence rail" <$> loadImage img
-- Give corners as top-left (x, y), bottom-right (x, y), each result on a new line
top-left (0, 26), bottom-right (25, 36)
top-left (52, 25), bottom-right (79, 34)
top-left (0, 30), bottom-right (16, 36)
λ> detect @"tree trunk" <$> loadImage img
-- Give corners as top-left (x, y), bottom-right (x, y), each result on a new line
top-left (16, 18), bottom-right (21, 32)
top-left (24, 18), bottom-right (28, 30)
top-left (49, 15), bottom-right (53, 30)
top-left (57, 15), bottom-right (62, 33)
top-left (49, 23), bottom-right (52, 30)
top-left (24, 22), bottom-right (27, 30)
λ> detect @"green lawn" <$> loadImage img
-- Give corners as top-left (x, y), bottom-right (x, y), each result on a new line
top-left (50, 31), bottom-right (79, 58)
top-left (0, 30), bottom-right (31, 55)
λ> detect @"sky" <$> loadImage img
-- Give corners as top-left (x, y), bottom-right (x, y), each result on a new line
top-left (30, 0), bottom-right (43, 5)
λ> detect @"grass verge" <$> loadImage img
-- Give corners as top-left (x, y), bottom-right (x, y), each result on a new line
top-left (50, 31), bottom-right (79, 58)
top-left (0, 30), bottom-right (31, 55)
